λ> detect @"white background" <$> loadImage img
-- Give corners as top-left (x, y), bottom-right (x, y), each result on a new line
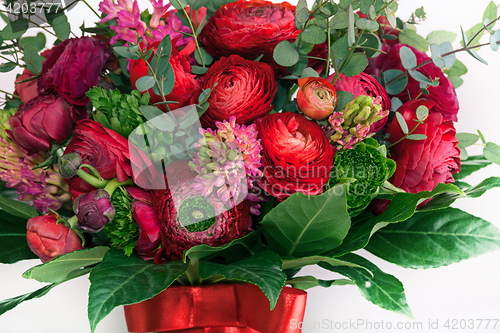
top-left (0, 0), bottom-right (499, 332)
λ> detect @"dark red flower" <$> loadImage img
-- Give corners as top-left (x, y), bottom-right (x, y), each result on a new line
top-left (74, 189), bottom-right (115, 232)
top-left (8, 94), bottom-right (86, 154)
top-left (152, 183), bottom-right (251, 260)
top-left (62, 120), bottom-right (151, 198)
top-left (190, 55), bottom-right (277, 127)
top-left (257, 112), bottom-right (335, 200)
top-left (330, 72), bottom-right (391, 133)
top-left (126, 187), bottom-right (162, 261)
top-left (367, 43), bottom-right (459, 122)
top-left (26, 213), bottom-right (83, 263)
top-left (14, 70), bottom-right (38, 104)
top-left (198, 0), bottom-right (327, 72)
top-left (129, 44), bottom-right (200, 111)
top-left (387, 99), bottom-right (460, 193)
top-left (38, 36), bottom-right (111, 105)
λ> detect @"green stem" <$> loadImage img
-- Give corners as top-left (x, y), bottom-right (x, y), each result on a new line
top-left (81, 0), bottom-right (101, 19)
top-left (387, 122), bottom-right (421, 148)
top-left (325, 20), bottom-right (331, 78)
top-left (76, 168), bottom-right (110, 188)
top-left (467, 15), bottom-right (499, 47)
top-left (67, 215), bottom-right (79, 229)
top-left (0, 89), bottom-right (18, 98)
top-left (80, 164), bottom-right (104, 179)
top-left (104, 178), bottom-right (134, 196)
top-left (176, 0), bottom-right (205, 67)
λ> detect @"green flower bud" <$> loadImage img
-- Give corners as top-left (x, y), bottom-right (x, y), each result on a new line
top-left (58, 153), bottom-right (83, 178)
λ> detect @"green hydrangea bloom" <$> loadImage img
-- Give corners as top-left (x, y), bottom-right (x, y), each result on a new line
top-left (328, 138), bottom-right (396, 217)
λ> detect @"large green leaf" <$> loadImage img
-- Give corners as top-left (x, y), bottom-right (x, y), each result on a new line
top-left (88, 249), bottom-right (188, 333)
top-left (328, 183), bottom-right (464, 257)
top-left (260, 184), bottom-right (351, 257)
top-left (183, 231), bottom-right (266, 264)
top-left (366, 207), bottom-right (500, 268)
top-left (0, 284), bottom-right (56, 316)
top-left (0, 210), bottom-right (37, 263)
top-left (320, 254), bottom-right (414, 319)
top-left (286, 276), bottom-right (354, 290)
top-left (198, 251), bottom-right (286, 310)
top-left (0, 194), bottom-right (39, 219)
top-left (282, 255), bottom-right (365, 271)
top-left (422, 177), bottom-right (500, 211)
top-left (453, 155), bottom-right (491, 180)
top-left (23, 247), bottom-right (109, 283)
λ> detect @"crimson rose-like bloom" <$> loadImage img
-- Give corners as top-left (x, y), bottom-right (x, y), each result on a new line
top-left (257, 112), bottom-right (335, 200)
top-left (126, 187), bottom-right (162, 261)
top-left (63, 120), bottom-right (151, 198)
top-left (330, 72), bottom-right (390, 133)
top-left (153, 184), bottom-right (251, 261)
top-left (198, 0), bottom-right (327, 71)
top-left (8, 94), bottom-right (86, 154)
top-left (129, 46), bottom-right (200, 111)
top-left (191, 55), bottom-right (277, 127)
top-left (38, 36), bottom-right (111, 106)
top-left (387, 99), bottom-right (460, 193)
top-left (368, 43), bottom-right (459, 121)
top-left (26, 213), bottom-right (83, 263)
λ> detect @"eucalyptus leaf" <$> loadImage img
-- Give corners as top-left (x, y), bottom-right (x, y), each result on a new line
top-left (484, 142), bottom-right (500, 165)
top-left (426, 30), bottom-right (457, 45)
top-left (347, 5), bottom-right (355, 47)
top-left (395, 112), bottom-right (408, 134)
top-left (456, 133), bottom-right (479, 148)
top-left (199, 251), bottom-right (286, 310)
top-left (301, 25), bottom-right (326, 45)
top-left (24, 45), bottom-right (44, 75)
top-left (320, 253), bottom-right (414, 319)
top-left (330, 11), bottom-right (349, 29)
top-left (334, 91), bottom-right (354, 111)
top-left (273, 40), bottom-right (299, 67)
top-left (135, 76), bottom-right (156, 92)
top-left (399, 46), bottom-right (417, 70)
top-left (88, 249), bottom-right (188, 333)
top-left (366, 207), bottom-right (500, 269)
top-left (342, 53), bottom-right (368, 77)
top-left (260, 184), bottom-right (351, 257)
top-left (20, 33), bottom-right (46, 52)
top-left (0, 210), bottom-right (38, 264)
top-left (383, 69), bottom-right (407, 95)
top-left (399, 29), bottom-right (428, 52)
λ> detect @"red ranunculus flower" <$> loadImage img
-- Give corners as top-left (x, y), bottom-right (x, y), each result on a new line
top-left (8, 94), bottom-right (86, 154)
top-left (387, 99), bottom-right (460, 193)
top-left (190, 55), bottom-right (277, 127)
top-left (129, 45), bottom-right (200, 111)
top-left (368, 43), bottom-right (459, 121)
top-left (330, 72), bottom-right (391, 133)
top-left (257, 112), bottom-right (335, 200)
top-left (38, 36), bottom-right (111, 106)
top-left (198, 0), bottom-right (327, 71)
top-left (26, 213), bottom-right (83, 263)
top-left (152, 183), bottom-right (251, 261)
top-left (63, 120), bottom-right (150, 198)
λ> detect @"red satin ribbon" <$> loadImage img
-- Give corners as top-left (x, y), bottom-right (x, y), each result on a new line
top-left (124, 284), bottom-right (307, 333)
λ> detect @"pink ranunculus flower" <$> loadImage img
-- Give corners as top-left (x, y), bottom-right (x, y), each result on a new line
top-left (330, 72), bottom-right (391, 133)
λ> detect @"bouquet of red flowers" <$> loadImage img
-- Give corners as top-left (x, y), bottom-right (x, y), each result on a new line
top-left (1, 0), bottom-right (500, 332)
